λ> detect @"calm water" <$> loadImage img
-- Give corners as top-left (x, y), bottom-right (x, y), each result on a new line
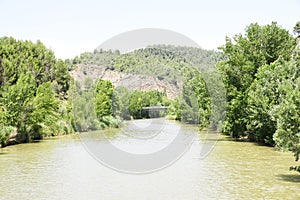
top-left (0, 119), bottom-right (299, 200)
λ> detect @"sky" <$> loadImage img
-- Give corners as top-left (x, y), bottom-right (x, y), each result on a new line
top-left (0, 0), bottom-right (299, 59)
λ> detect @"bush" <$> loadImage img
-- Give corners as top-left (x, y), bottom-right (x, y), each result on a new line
top-left (0, 126), bottom-right (14, 147)
top-left (101, 116), bottom-right (122, 128)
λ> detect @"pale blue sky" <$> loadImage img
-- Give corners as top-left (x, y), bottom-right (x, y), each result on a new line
top-left (0, 0), bottom-right (299, 59)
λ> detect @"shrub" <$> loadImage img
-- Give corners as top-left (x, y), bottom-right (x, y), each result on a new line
top-left (0, 126), bottom-right (14, 147)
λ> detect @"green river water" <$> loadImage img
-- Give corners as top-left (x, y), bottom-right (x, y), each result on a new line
top-left (0, 119), bottom-right (299, 199)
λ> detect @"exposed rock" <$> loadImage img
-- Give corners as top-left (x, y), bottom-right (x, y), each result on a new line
top-left (69, 64), bottom-right (181, 100)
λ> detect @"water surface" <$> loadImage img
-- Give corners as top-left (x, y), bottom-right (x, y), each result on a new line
top-left (0, 119), bottom-right (299, 199)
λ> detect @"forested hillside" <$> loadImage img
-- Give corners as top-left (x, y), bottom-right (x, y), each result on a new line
top-left (149, 45), bottom-right (223, 72)
top-left (69, 45), bottom-right (221, 129)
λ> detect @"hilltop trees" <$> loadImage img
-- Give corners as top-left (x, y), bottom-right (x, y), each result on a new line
top-left (65, 49), bottom-right (120, 70)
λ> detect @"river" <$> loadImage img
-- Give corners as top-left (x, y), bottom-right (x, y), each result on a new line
top-left (0, 119), bottom-right (299, 199)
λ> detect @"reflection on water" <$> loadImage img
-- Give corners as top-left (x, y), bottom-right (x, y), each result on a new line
top-left (0, 119), bottom-right (299, 199)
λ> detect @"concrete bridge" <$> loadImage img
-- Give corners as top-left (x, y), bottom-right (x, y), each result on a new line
top-left (142, 106), bottom-right (168, 111)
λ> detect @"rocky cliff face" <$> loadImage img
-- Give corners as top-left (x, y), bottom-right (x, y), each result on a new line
top-left (69, 64), bottom-right (181, 100)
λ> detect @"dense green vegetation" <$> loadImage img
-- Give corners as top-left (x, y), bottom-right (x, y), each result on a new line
top-left (65, 49), bottom-right (120, 70)
top-left (114, 88), bottom-right (168, 119)
top-left (218, 21), bottom-right (300, 171)
top-left (71, 77), bottom-right (122, 132)
top-left (0, 37), bottom-right (73, 146)
top-left (149, 45), bottom-right (223, 72)
top-left (218, 22), bottom-right (295, 141)
top-left (112, 47), bottom-right (187, 84)
top-left (70, 79), bottom-right (99, 132)
top-left (71, 78), bottom-right (169, 131)
top-left (112, 46), bottom-right (222, 83)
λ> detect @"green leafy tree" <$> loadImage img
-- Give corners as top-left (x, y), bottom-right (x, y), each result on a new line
top-left (1, 73), bottom-right (59, 141)
top-left (271, 47), bottom-right (300, 171)
top-left (0, 126), bottom-right (14, 147)
top-left (71, 79), bottom-right (101, 132)
top-left (247, 59), bottom-right (290, 144)
top-left (113, 87), bottom-right (132, 120)
top-left (51, 60), bottom-right (71, 99)
top-left (218, 22), bottom-right (295, 139)
top-left (0, 37), bottom-right (73, 144)
top-left (94, 79), bottom-right (114, 120)
top-left (2, 73), bottom-right (36, 142)
top-left (273, 79), bottom-right (300, 160)
top-left (30, 82), bottom-right (59, 138)
top-left (128, 90), bottom-right (147, 119)
top-left (180, 69), bottom-right (211, 127)
top-left (128, 90), bottom-right (166, 119)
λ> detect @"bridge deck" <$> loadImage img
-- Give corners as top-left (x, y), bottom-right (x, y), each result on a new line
top-left (142, 106), bottom-right (168, 111)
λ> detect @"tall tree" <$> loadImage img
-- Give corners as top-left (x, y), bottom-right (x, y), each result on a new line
top-left (247, 58), bottom-right (292, 144)
top-left (272, 29), bottom-right (300, 171)
top-left (0, 37), bottom-right (73, 144)
top-left (218, 22), bottom-right (295, 139)
top-left (94, 79), bottom-right (114, 120)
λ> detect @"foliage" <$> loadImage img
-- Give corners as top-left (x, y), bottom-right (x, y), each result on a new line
top-left (149, 45), bottom-right (223, 72)
top-left (94, 79), bottom-right (115, 120)
top-left (113, 87), bottom-right (131, 120)
top-left (65, 49), bottom-right (120, 70)
top-left (247, 59), bottom-right (291, 145)
top-left (112, 47), bottom-right (186, 85)
top-left (51, 60), bottom-right (71, 99)
top-left (128, 90), bottom-right (166, 119)
top-left (0, 126), bottom-right (14, 147)
top-left (71, 78), bottom-right (122, 132)
top-left (271, 59), bottom-right (300, 165)
top-left (218, 22), bottom-right (296, 139)
top-left (0, 37), bottom-right (73, 143)
top-left (101, 116), bottom-right (122, 128)
top-left (1, 73), bottom-right (60, 141)
top-left (71, 80), bottom-right (100, 132)
top-left (179, 69), bottom-right (211, 127)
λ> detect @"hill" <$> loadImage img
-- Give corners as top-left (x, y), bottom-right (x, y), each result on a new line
top-left (68, 45), bottom-right (224, 129)
top-left (68, 45), bottom-right (223, 94)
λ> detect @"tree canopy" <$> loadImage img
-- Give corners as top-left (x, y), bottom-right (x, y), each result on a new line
top-left (0, 37), bottom-right (73, 145)
top-left (218, 22), bottom-right (296, 139)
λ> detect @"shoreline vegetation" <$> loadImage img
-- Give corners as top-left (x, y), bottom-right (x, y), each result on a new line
top-left (1, 21), bottom-right (300, 171)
